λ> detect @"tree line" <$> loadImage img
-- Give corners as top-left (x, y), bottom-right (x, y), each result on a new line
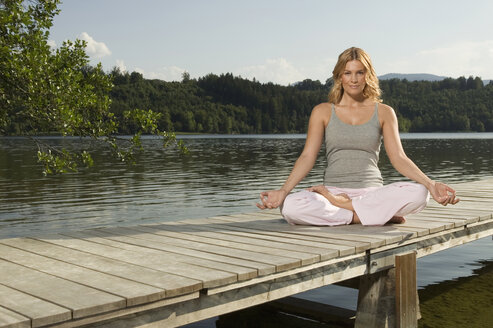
top-left (109, 70), bottom-right (493, 134)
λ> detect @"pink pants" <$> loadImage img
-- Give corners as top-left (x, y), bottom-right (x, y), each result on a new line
top-left (281, 182), bottom-right (430, 226)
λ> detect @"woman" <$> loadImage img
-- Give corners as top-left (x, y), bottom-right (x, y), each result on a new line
top-left (257, 47), bottom-right (459, 226)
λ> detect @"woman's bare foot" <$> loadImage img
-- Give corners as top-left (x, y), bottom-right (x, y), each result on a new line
top-left (388, 216), bottom-right (406, 224)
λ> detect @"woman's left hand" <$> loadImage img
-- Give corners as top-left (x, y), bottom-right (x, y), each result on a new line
top-left (429, 181), bottom-right (460, 206)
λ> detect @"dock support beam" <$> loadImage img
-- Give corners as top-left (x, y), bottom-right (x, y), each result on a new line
top-left (355, 252), bottom-right (418, 328)
top-left (395, 252), bottom-right (417, 328)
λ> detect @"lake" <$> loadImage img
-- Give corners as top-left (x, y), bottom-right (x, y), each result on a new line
top-left (1, 133), bottom-right (492, 327)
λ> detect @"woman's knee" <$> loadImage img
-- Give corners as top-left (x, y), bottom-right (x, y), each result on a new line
top-left (281, 190), bottom-right (324, 225)
top-left (413, 183), bottom-right (430, 205)
top-left (280, 192), bottom-right (304, 223)
top-left (280, 193), bottom-right (294, 217)
top-left (399, 183), bottom-right (429, 215)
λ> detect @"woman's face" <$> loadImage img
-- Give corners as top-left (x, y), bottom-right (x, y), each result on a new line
top-left (340, 60), bottom-right (366, 97)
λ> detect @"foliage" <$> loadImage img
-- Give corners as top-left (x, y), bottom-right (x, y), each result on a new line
top-left (0, 0), bottom-right (185, 175)
top-left (381, 78), bottom-right (493, 132)
top-left (109, 70), bottom-right (493, 134)
top-left (109, 71), bottom-right (328, 134)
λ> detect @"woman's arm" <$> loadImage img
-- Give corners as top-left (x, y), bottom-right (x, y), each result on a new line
top-left (380, 105), bottom-right (459, 205)
top-left (257, 104), bottom-right (328, 209)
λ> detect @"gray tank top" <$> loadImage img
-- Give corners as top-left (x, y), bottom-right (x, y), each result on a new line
top-left (323, 103), bottom-right (383, 188)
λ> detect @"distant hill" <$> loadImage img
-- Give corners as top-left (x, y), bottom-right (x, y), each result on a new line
top-left (379, 73), bottom-right (491, 85)
top-left (378, 73), bottom-right (449, 81)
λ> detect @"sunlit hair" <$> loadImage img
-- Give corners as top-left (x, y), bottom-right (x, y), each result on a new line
top-left (328, 47), bottom-right (382, 104)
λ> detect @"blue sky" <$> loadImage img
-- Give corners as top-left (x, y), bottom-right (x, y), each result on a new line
top-left (50, 0), bottom-right (493, 85)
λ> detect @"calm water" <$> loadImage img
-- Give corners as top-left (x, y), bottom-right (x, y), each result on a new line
top-left (1, 133), bottom-right (492, 327)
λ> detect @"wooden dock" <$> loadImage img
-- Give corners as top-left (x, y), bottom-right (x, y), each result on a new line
top-left (1, 178), bottom-right (492, 328)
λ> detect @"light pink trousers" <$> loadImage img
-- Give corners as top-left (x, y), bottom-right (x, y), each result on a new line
top-left (281, 182), bottom-right (430, 226)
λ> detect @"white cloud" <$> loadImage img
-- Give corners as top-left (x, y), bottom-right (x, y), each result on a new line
top-left (47, 39), bottom-right (57, 49)
top-left (115, 59), bottom-right (127, 72)
top-left (235, 58), bottom-right (305, 85)
top-left (135, 66), bottom-right (187, 81)
top-left (382, 40), bottom-right (493, 79)
top-left (79, 32), bottom-right (111, 58)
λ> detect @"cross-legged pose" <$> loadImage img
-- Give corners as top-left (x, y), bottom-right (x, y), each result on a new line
top-left (257, 47), bottom-right (459, 226)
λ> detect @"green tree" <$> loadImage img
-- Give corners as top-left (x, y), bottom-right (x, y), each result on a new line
top-left (0, 0), bottom-right (184, 174)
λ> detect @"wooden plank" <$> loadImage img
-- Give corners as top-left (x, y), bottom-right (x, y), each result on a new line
top-left (61, 230), bottom-right (258, 281)
top-left (0, 238), bottom-right (201, 298)
top-left (423, 205), bottom-right (492, 219)
top-left (406, 215), bottom-right (467, 227)
top-left (172, 217), bottom-right (364, 254)
top-left (66, 229), bottom-right (276, 277)
top-left (396, 218), bottom-right (448, 233)
top-left (316, 224), bottom-right (411, 245)
top-left (249, 223), bottom-right (379, 248)
top-left (214, 215), bottom-right (386, 248)
top-left (413, 212), bottom-right (476, 224)
top-left (0, 307), bottom-right (30, 328)
top-left (87, 226), bottom-right (301, 273)
top-left (371, 218), bottom-right (493, 257)
top-left (390, 225), bottom-right (430, 237)
top-left (423, 206), bottom-right (491, 217)
top-left (237, 212), bottom-right (411, 243)
top-left (162, 219), bottom-right (354, 257)
top-left (415, 221), bottom-right (493, 258)
top-left (32, 234), bottom-right (237, 289)
top-left (47, 293), bottom-right (199, 328)
top-left (0, 244), bottom-right (165, 307)
top-left (144, 224), bottom-right (339, 261)
top-left (113, 225), bottom-right (321, 266)
top-left (0, 284), bottom-right (71, 327)
top-left (395, 252), bottom-right (417, 328)
top-left (0, 259), bottom-right (125, 319)
top-left (206, 252), bottom-right (367, 296)
top-left (407, 216), bottom-right (458, 228)
top-left (136, 225), bottom-right (339, 265)
top-left (407, 218), bottom-right (454, 229)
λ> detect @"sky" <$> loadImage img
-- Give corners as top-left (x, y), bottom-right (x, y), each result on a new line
top-left (50, 0), bottom-right (493, 85)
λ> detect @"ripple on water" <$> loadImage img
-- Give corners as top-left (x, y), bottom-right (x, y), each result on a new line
top-left (1, 136), bottom-right (493, 238)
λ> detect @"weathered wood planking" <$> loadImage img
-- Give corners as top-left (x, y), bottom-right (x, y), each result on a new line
top-left (0, 178), bottom-right (491, 328)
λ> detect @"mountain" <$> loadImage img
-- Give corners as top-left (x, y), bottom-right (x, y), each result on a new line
top-left (378, 73), bottom-right (449, 81)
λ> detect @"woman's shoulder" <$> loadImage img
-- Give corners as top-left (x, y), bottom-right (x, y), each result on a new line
top-left (377, 102), bottom-right (396, 116)
top-left (312, 102), bottom-right (333, 115)
top-left (312, 102), bottom-right (332, 119)
top-left (309, 102), bottom-right (332, 125)
top-left (377, 102), bottom-right (398, 125)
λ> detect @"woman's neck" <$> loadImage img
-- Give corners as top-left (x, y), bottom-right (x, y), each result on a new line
top-left (338, 93), bottom-right (372, 108)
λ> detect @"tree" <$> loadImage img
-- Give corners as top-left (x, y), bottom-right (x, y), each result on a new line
top-left (0, 0), bottom-right (185, 174)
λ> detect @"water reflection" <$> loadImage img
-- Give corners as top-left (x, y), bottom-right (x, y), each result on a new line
top-left (1, 135), bottom-right (493, 238)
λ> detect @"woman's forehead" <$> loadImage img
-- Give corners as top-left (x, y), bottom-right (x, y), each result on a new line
top-left (344, 60), bottom-right (365, 70)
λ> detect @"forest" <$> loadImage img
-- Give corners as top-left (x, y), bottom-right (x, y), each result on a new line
top-left (109, 70), bottom-right (493, 134)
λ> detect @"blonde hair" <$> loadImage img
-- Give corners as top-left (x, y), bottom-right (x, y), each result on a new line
top-left (328, 47), bottom-right (382, 104)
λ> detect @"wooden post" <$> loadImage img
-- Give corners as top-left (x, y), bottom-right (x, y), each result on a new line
top-left (395, 251), bottom-right (417, 328)
top-left (354, 268), bottom-right (395, 328)
top-left (355, 251), bottom-right (419, 328)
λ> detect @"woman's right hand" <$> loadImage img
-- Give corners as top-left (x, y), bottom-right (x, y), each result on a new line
top-left (256, 189), bottom-right (288, 209)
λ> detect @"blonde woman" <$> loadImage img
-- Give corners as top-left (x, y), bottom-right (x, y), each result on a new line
top-left (257, 47), bottom-right (459, 225)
